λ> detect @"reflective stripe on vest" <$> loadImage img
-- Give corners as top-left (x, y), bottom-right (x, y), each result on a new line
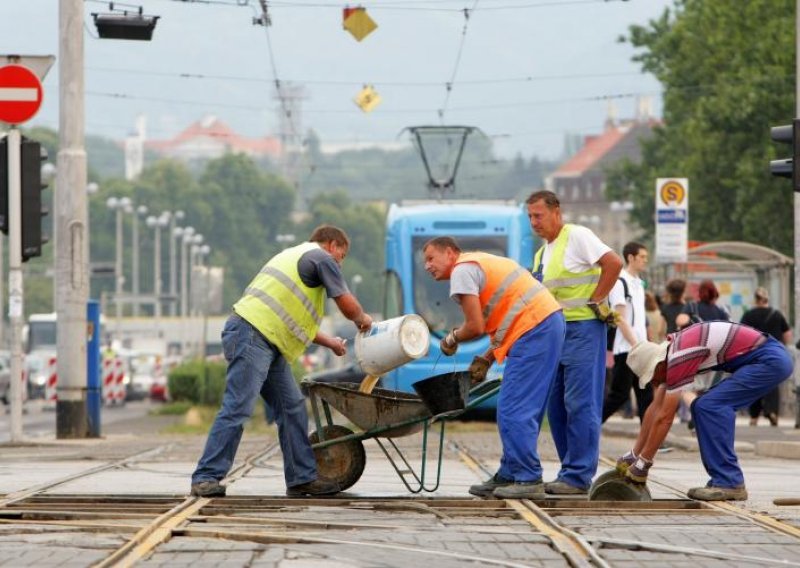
top-left (533, 223), bottom-right (600, 321)
top-left (456, 252), bottom-right (560, 363)
top-left (233, 241), bottom-right (326, 361)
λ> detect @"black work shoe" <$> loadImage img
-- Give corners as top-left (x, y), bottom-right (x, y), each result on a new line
top-left (544, 480), bottom-right (588, 495)
top-left (468, 473), bottom-right (513, 497)
top-left (493, 480), bottom-right (545, 499)
top-left (190, 480), bottom-right (226, 497)
top-left (688, 484), bottom-right (748, 501)
top-left (286, 476), bottom-right (341, 497)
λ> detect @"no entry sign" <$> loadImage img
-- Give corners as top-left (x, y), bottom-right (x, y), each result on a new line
top-left (0, 64), bottom-right (43, 125)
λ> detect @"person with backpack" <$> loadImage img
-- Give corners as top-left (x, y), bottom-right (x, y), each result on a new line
top-left (741, 287), bottom-right (792, 427)
top-left (602, 242), bottom-right (653, 424)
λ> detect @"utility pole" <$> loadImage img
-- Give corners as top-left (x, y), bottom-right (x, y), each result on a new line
top-left (56, 0), bottom-right (90, 438)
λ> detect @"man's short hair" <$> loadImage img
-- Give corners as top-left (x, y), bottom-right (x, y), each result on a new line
top-left (622, 241), bottom-right (646, 264)
top-left (525, 190), bottom-right (560, 209)
top-left (423, 236), bottom-right (461, 253)
top-left (309, 225), bottom-right (350, 247)
top-left (665, 278), bottom-right (686, 302)
top-left (755, 286), bottom-right (769, 301)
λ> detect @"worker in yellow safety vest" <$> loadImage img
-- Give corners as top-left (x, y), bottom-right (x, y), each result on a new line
top-left (527, 190), bottom-right (623, 495)
top-left (423, 236), bottom-right (565, 499)
top-left (191, 225), bottom-right (372, 498)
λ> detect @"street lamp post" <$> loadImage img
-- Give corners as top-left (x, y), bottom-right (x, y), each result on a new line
top-left (188, 234), bottom-right (204, 316)
top-left (179, 227), bottom-right (195, 317)
top-left (106, 196), bottom-right (132, 320)
top-left (168, 210), bottom-right (184, 316)
top-left (131, 204), bottom-right (147, 316)
top-left (146, 213), bottom-right (169, 318)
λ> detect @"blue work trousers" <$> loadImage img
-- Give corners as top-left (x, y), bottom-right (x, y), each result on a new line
top-left (497, 312), bottom-right (565, 482)
top-left (547, 319), bottom-right (606, 489)
top-left (192, 314), bottom-right (317, 488)
top-left (692, 337), bottom-right (793, 488)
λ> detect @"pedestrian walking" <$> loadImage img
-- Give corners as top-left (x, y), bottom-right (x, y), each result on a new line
top-left (422, 236), bottom-right (565, 499)
top-left (526, 190), bottom-right (622, 495)
top-left (645, 292), bottom-right (667, 343)
top-left (602, 242), bottom-right (652, 424)
top-left (741, 287), bottom-right (792, 427)
top-left (660, 278), bottom-right (686, 334)
top-left (616, 321), bottom-right (792, 501)
top-left (190, 225), bottom-right (373, 498)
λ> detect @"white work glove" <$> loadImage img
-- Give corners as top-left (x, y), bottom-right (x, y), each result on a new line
top-left (440, 329), bottom-right (458, 356)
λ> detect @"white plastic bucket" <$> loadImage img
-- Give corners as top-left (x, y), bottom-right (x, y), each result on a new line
top-left (355, 315), bottom-right (430, 376)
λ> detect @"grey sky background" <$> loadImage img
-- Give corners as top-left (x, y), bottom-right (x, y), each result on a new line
top-left (2, 0), bottom-right (673, 160)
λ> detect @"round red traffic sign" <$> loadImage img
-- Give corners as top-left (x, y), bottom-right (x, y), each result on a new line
top-left (0, 65), bottom-right (43, 125)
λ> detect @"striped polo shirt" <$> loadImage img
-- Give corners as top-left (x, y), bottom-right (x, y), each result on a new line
top-left (665, 322), bottom-right (767, 392)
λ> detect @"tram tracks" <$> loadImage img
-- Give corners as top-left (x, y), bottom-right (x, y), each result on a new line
top-left (455, 443), bottom-right (800, 567)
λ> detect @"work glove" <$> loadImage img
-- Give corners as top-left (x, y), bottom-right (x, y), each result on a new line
top-left (615, 450), bottom-right (637, 476)
top-left (625, 456), bottom-right (653, 485)
top-left (468, 355), bottom-right (492, 385)
top-left (588, 301), bottom-right (620, 325)
top-left (440, 329), bottom-right (459, 356)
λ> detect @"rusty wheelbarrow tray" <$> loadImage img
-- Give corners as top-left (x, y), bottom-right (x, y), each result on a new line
top-left (302, 378), bottom-right (501, 494)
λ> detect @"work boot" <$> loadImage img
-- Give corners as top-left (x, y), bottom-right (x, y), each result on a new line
top-left (544, 480), bottom-right (588, 495)
top-left (468, 473), bottom-right (513, 498)
top-left (493, 480), bottom-right (545, 500)
top-left (687, 484), bottom-right (748, 501)
top-left (190, 480), bottom-right (226, 498)
top-left (286, 476), bottom-right (341, 497)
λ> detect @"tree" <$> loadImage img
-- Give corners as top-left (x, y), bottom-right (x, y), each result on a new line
top-left (605, 0), bottom-right (795, 254)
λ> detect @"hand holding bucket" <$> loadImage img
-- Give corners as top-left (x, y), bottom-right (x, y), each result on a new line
top-left (354, 315), bottom-right (430, 377)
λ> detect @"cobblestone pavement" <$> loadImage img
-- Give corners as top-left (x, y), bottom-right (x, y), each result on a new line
top-left (0, 416), bottom-right (799, 567)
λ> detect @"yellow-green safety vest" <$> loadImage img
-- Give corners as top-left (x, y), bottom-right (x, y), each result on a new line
top-left (233, 241), bottom-right (326, 362)
top-left (533, 224), bottom-right (601, 322)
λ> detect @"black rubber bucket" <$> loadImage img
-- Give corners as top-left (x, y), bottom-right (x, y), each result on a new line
top-left (412, 371), bottom-right (471, 416)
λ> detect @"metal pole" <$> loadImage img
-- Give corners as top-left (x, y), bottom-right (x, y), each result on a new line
top-left (7, 128), bottom-right (23, 442)
top-left (56, 0), bottom-right (90, 438)
top-left (180, 235), bottom-right (188, 317)
top-left (115, 207), bottom-right (122, 317)
top-left (169, 223), bottom-right (177, 316)
top-left (132, 207), bottom-right (144, 317)
top-left (153, 223), bottom-right (162, 318)
top-left (0, 232), bottom-right (4, 348)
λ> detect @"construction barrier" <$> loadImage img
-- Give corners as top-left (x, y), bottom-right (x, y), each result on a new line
top-left (43, 356), bottom-right (58, 410)
top-left (114, 357), bottom-right (126, 405)
top-left (102, 357), bottom-right (116, 406)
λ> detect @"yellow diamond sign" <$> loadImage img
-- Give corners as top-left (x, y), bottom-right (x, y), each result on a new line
top-left (354, 85), bottom-right (381, 113)
top-left (343, 7), bottom-right (377, 42)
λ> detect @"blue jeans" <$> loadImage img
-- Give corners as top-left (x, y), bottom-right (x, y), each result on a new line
top-left (547, 319), bottom-right (606, 489)
top-left (692, 337), bottom-right (793, 488)
top-left (192, 314), bottom-right (317, 488)
top-left (497, 312), bottom-right (565, 482)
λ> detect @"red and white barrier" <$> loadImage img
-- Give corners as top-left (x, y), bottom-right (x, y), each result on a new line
top-left (114, 357), bottom-right (126, 405)
top-left (102, 357), bottom-right (116, 405)
top-left (43, 356), bottom-right (58, 410)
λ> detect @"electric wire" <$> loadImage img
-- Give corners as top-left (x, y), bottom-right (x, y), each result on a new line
top-left (438, 2), bottom-right (479, 122)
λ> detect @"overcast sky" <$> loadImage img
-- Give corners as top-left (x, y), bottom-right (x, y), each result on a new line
top-left (1, 0), bottom-right (674, 160)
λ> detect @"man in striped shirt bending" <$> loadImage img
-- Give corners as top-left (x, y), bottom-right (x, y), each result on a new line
top-left (613, 321), bottom-right (792, 501)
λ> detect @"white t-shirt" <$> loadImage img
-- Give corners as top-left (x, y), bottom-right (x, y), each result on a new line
top-left (608, 268), bottom-right (647, 355)
top-left (536, 225), bottom-right (611, 274)
top-left (449, 263), bottom-right (485, 303)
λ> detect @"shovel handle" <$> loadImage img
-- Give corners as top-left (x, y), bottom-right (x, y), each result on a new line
top-left (773, 498), bottom-right (800, 506)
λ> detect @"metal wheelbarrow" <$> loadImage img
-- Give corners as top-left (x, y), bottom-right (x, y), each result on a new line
top-left (302, 373), bottom-right (501, 494)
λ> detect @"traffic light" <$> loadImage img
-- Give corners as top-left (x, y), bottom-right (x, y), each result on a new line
top-left (20, 136), bottom-right (49, 262)
top-left (0, 135), bottom-right (7, 234)
top-left (769, 119), bottom-right (800, 192)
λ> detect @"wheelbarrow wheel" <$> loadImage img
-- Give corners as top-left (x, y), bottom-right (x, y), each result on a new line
top-left (309, 425), bottom-right (366, 492)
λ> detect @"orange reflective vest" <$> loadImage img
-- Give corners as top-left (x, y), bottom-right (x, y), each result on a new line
top-left (455, 252), bottom-right (561, 363)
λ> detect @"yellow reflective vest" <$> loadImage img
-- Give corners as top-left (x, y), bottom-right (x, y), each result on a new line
top-left (233, 241), bottom-right (326, 362)
top-left (533, 224), bottom-right (600, 322)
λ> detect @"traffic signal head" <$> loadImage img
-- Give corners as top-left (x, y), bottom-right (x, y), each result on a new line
top-left (20, 137), bottom-right (49, 262)
top-left (769, 119), bottom-right (800, 192)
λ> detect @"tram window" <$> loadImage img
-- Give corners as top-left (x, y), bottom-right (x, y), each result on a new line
top-left (383, 270), bottom-right (403, 319)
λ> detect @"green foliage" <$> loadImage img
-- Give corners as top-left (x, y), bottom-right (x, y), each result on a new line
top-left (606, 0), bottom-right (795, 255)
top-left (167, 359), bottom-right (227, 404)
top-left (149, 401), bottom-right (193, 415)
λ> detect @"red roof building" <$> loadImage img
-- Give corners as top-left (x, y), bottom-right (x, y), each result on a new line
top-left (145, 116), bottom-right (282, 161)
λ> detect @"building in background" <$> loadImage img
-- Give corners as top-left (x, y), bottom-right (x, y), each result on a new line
top-left (545, 98), bottom-right (657, 252)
